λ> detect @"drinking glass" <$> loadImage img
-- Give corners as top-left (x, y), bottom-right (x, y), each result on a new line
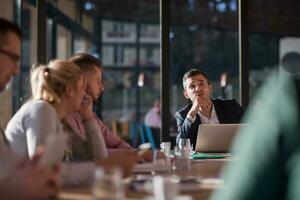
top-left (172, 146), bottom-right (191, 172)
top-left (178, 138), bottom-right (191, 151)
top-left (93, 167), bottom-right (124, 200)
top-left (152, 149), bottom-right (171, 174)
top-left (160, 142), bottom-right (171, 154)
top-left (153, 175), bottom-right (180, 200)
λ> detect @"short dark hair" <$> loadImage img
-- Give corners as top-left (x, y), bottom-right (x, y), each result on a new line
top-left (183, 69), bottom-right (209, 89)
top-left (69, 52), bottom-right (102, 72)
top-left (0, 18), bottom-right (22, 47)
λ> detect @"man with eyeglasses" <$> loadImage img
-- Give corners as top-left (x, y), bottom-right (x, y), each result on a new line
top-left (0, 19), bottom-right (20, 92)
top-left (0, 18), bottom-right (58, 200)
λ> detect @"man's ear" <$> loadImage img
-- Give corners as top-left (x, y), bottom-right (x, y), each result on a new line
top-left (64, 84), bottom-right (74, 97)
top-left (183, 90), bottom-right (189, 99)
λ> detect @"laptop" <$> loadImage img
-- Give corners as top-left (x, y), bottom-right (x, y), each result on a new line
top-left (195, 124), bottom-right (246, 153)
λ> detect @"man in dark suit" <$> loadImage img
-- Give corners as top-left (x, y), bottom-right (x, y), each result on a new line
top-left (175, 69), bottom-right (244, 148)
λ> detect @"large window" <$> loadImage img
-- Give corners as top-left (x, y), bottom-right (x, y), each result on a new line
top-left (249, 0), bottom-right (300, 98)
top-left (170, 0), bottom-right (239, 114)
top-left (3, 0), bottom-right (299, 143)
top-left (101, 19), bottom-right (160, 125)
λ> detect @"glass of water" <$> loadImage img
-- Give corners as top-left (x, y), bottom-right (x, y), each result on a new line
top-left (160, 141), bottom-right (171, 154)
top-left (178, 138), bottom-right (192, 152)
top-left (93, 167), bottom-right (124, 200)
top-left (152, 149), bottom-right (171, 174)
top-left (153, 175), bottom-right (180, 200)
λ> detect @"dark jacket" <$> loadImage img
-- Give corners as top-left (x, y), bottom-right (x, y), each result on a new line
top-left (175, 99), bottom-right (244, 148)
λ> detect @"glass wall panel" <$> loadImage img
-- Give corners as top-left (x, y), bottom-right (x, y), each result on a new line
top-left (101, 70), bottom-right (137, 124)
top-left (99, 3), bottom-right (160, 135)
top-left (249, 0), bottom-right (300, 99)
top-left (139, 71), bottom-right (160, 117)
top-left (56, 25), bottom-right (72, 59)
top-left (249, 34), bottom-right (278, 98)
top-left (82, 14), bottom-right (94, 33)
top-left (56, 0), bottom-right (76, 21)
top-left (139, 24), bottom-right (160, 67)
top-left (170, 0), bottom-right (239, 113)
top-left (14, 0), bottom-right (38, 111)
top-left (102, 44), bottom-right (137, 67)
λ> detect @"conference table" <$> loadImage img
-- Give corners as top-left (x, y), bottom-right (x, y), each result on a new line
top-left (57, 157), bottom-right (233, 200)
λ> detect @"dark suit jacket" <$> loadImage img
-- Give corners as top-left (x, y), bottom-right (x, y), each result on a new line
top-left (175, 99), bottom-right (244, 148)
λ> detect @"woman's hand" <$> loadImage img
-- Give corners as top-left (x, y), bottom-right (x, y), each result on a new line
top-left (78, 94), bottom-right (94, 121)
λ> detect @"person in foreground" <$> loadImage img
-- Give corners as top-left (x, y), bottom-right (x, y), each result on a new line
top-left (0, 18), bottom-right (58, 199)
top-left (175, 69), bottom-right (244, 148)
top-left (210, 52), bottom-right (300, 200)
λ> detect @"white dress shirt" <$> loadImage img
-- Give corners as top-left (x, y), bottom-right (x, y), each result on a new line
top-left (198, 105), bottom-right (220, 124)
top-left (187, 104), bottom-right (220, 124)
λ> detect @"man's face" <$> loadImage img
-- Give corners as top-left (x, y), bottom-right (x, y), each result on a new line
top-left (183, 74), bottom-right (212, 103)
top-left (72, 75), bottom-right (87, 111)
top-left (86, 66), bottom-right (104, 101)
top-left (0, 31), bottom-right (20, 91)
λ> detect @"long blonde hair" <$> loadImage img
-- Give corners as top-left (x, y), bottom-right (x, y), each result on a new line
top-left (30, 59), bottom-right (82, 104)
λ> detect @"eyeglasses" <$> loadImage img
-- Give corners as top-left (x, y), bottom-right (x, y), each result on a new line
top-left (0, 48), bottom-right (20, 66)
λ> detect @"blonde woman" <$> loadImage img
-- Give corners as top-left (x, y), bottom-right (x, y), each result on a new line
top-left (5, 60), bottom-right (138, 186)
